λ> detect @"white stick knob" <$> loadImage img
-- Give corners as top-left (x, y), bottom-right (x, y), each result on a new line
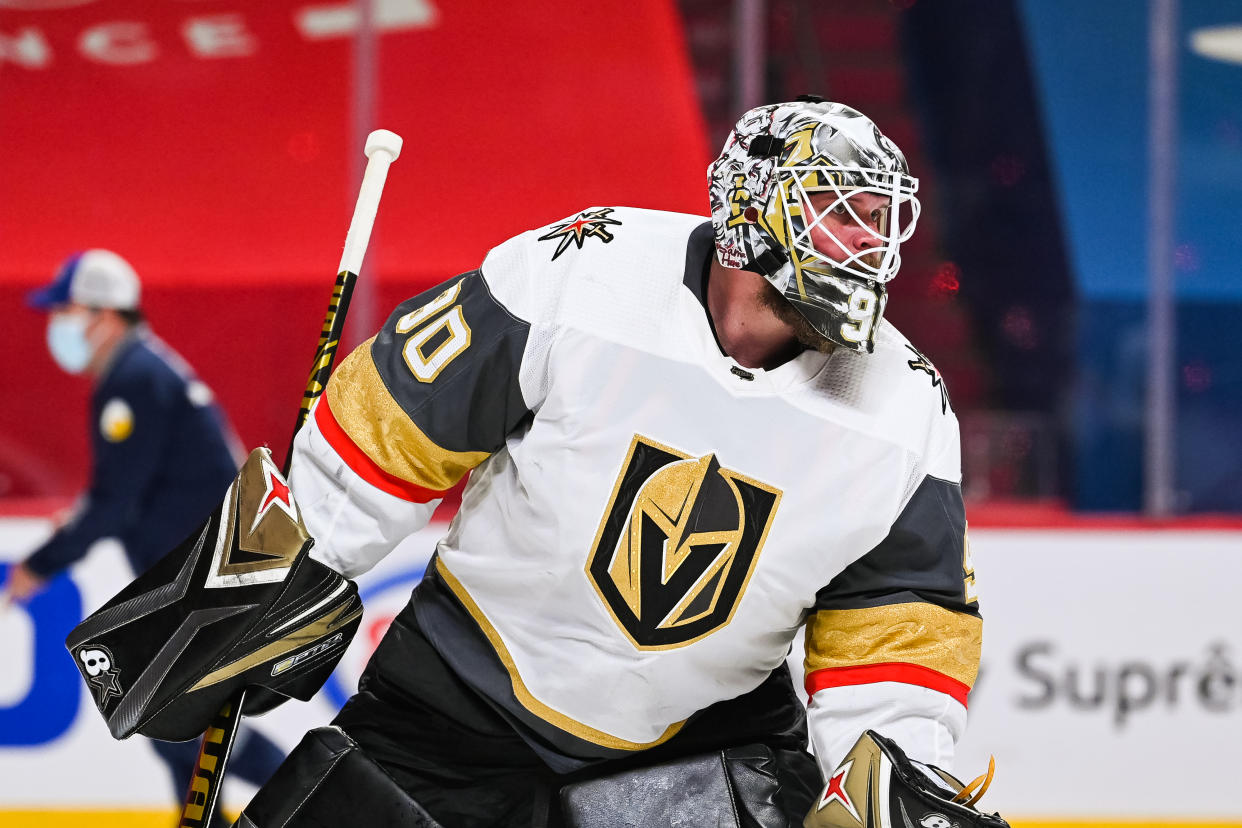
top-left (365, 129), bottom-right (403, 161)
top-left (339, 129), bottom-right (404, 275)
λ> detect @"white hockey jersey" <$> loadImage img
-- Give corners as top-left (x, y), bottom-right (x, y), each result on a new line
top-left (289, 206), bottom-right (982, 778)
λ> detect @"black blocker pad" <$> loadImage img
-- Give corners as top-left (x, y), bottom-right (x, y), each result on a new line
top-left (65, 447), bottom-right (362, 741)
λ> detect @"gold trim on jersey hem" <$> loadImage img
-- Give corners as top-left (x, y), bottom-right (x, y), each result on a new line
top-left (434, 557), bottom-right (687, 751)
top-left (326, 340), bottom-right (489, 491)
top-left (804, 602), bottom-right (981, 688)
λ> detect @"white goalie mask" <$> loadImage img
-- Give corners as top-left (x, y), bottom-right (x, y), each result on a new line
top-left (708, 98), bottom-right (921, 353)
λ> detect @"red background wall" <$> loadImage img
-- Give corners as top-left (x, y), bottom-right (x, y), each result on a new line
top-left (0, 0), bottom-right (709, 497)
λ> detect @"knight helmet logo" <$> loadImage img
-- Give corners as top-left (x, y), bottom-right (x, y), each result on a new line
top-left (586, 435), bottom-right (780, 649)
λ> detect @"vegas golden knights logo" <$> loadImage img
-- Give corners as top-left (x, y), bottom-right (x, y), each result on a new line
top-left (587, 435), bottom-right (781, 649)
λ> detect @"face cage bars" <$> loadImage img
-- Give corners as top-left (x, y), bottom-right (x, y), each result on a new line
top-left (774, 165), bottom-right (921, 285)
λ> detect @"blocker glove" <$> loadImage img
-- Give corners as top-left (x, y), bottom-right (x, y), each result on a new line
top-left (66, 447), bottom-right (362, 741)
top-left (805, 730), bottom-right (1008, 828)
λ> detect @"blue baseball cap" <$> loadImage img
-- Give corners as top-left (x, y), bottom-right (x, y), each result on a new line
top-left (28, 250), bottom-right (142, 311)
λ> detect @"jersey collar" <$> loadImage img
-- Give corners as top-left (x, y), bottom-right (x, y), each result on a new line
top-left (680, 222), bottom-right (831, 393)
top-left (682, 221), bottom-right (715, 311)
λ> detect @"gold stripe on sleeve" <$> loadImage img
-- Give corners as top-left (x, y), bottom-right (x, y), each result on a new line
top-left (327, 339), bottom-right (490, 492)
top-left (804, 603), bottom-right (982, 688)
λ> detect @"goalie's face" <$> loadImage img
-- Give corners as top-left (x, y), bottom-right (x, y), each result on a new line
top-left (775, 164), bottom-right (918, 286)
top-left (803, 189), bottom-right (892, 271)
top-left (708, 100), bottom-right (921, 353)
top-left (764, 168), bottom-right (919, 354)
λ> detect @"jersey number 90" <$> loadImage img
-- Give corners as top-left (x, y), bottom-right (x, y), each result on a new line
top-left (394, 282), bottom-right (472, 382)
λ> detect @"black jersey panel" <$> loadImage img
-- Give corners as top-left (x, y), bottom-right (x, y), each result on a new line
top-left (370, 270), bottom-right (533, 455)
top-left (814, 475), bottom-right (979, 618)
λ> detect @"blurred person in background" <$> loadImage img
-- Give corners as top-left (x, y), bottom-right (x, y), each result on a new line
top-left (0, 249), bottom-right (285, 824)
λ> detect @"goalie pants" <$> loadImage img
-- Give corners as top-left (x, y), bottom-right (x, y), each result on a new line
top-left (331, 583), bottom-right (819, 827)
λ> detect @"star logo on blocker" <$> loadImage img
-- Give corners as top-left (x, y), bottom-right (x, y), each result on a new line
top-left (537, 207), bottom-right (622, 260)
top-left (817, 758), bottom-right (862, 823)
top-left (78, 645), bottom-right (124, 707)
top-left (905, 344), bottom-right (951, 415)
top-left (249, 457), bottom-right (299, 534)
top-left (90, 669), bottom-right (124, 706)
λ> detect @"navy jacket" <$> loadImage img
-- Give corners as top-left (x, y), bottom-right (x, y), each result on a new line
top-left (26, 330), bottom-right (241, 578)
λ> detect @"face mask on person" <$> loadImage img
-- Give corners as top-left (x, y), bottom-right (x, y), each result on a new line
top-left (46, 312), bottom-right (95, 374)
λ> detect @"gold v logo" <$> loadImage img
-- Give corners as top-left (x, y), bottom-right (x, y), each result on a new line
top-left (587, 435), bottom-right (781, 649)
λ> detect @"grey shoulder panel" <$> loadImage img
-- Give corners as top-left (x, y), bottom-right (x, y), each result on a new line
top-left (815, 475), bottom-right (979, 617)
top-left (370, 270), bottom-right (532, 454)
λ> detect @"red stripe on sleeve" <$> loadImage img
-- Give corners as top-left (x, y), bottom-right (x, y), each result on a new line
top-left (312, 393), bottom-right (446, 504)
top-left (806, 663), bottom-right (970, 708)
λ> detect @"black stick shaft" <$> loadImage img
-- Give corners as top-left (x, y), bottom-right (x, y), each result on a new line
top-left (284, 269), bottom-right (357, 474)
top-left (178, 691), bottom-right (244, 827)
top-left (177, 129), bottom-right (399, 828)
top-left (179, 271), bottom-right (357, 826)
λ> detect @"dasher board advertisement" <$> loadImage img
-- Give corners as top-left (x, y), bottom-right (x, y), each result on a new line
top-left (2, 518), bottom-right (1241, 823)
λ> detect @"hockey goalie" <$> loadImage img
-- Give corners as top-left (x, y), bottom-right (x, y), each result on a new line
top-left (70, 98), bottom-right (1009, 827)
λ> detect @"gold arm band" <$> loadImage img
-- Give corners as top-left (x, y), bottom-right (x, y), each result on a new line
top-left (327, 339), bottom-right (489, 491)
top-left (804, 602), bottom-right (981, 688)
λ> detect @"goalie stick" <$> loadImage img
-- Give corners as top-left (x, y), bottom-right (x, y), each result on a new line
top-left (178, 128), bottom-right (403, 828)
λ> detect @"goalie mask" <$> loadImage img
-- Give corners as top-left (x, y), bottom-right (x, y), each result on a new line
top-left (708, 98), bottom-right (920, 353)
top-left (65, 447), bottom-right (362, 742)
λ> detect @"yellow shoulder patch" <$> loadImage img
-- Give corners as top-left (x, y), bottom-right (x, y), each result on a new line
top-left (100, 397), bottom-right (134, 443)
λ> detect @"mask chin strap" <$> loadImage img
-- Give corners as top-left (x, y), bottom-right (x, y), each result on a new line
top-left (730, 133), bottom-right (789, 279)
top-left (747, 245), bottom-right (788, 278)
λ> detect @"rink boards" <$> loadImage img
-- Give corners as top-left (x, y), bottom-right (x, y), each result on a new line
top-left (2, 516), bottom-right (1241, 825)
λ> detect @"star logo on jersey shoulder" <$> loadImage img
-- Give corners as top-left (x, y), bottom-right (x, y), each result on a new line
top-left (905, 344), bottom-right (951, 415)
top-left (816, 758), bottom-right (862, 822)
top-left (537, 207), bottom-right (622, 260)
